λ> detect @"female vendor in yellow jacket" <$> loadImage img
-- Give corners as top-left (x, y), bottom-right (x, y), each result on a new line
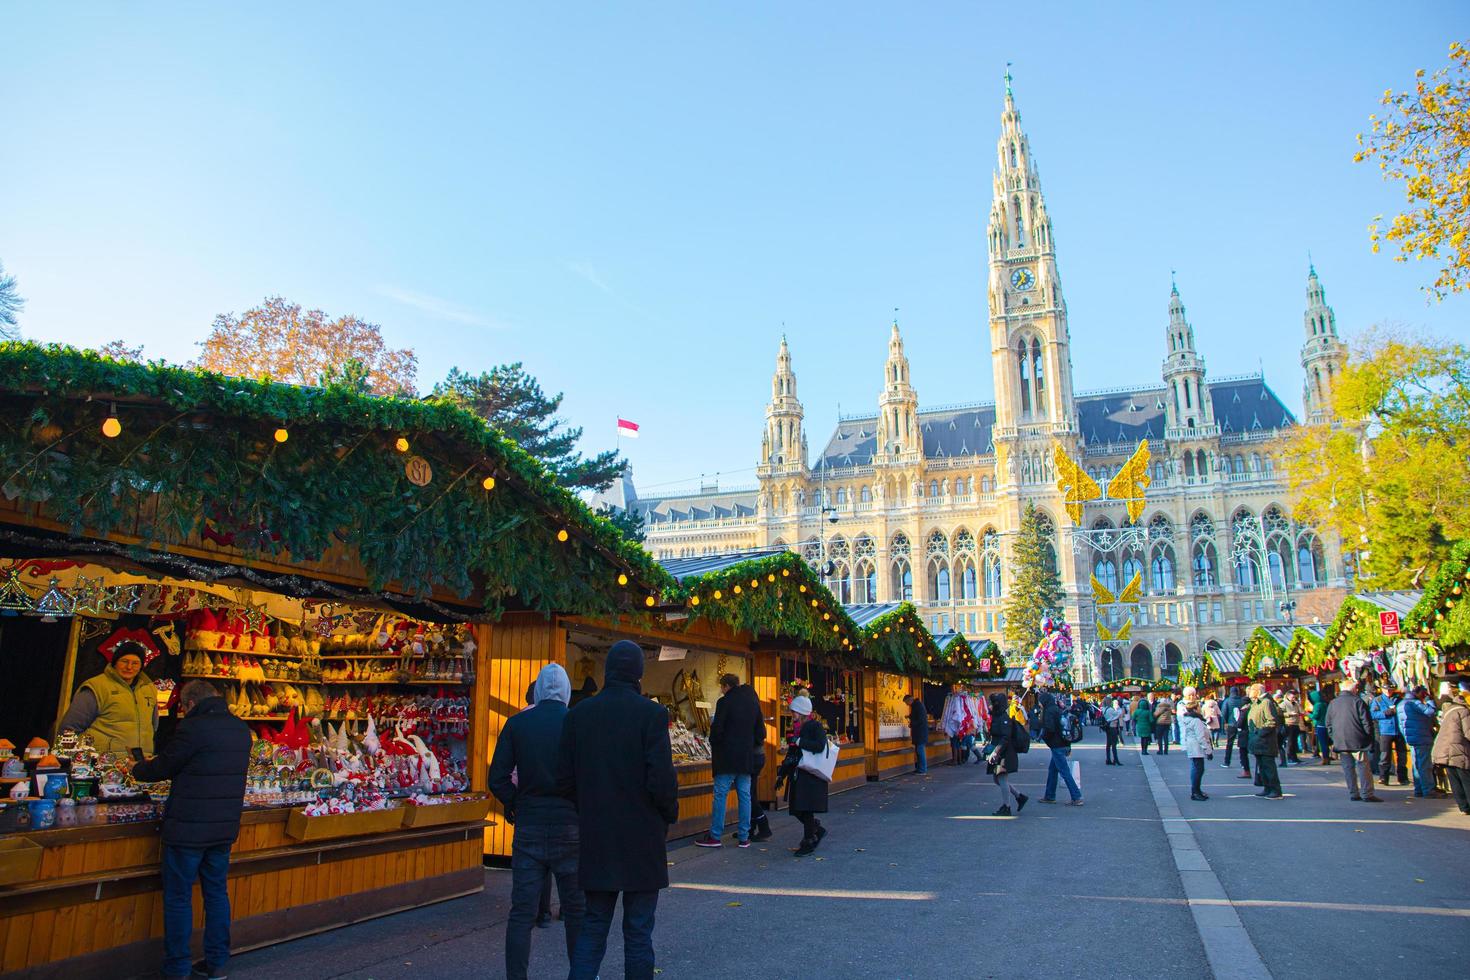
top-left (58, 640), bottom-right (158, 754)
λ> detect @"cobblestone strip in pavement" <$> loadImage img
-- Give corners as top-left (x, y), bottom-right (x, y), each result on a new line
top-left (1140, 754), bottom-right (1272, 980)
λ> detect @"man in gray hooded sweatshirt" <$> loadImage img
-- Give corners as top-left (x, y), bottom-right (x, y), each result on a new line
top-left (489, 663), bottom-right (585, 980)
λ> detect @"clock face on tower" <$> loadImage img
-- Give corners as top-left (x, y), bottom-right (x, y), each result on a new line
top-left (1010, 267), bottom-right (1035, 291)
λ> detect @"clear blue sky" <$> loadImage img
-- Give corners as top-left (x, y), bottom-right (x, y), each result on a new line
top-left (3, 3), bottom-right (1464, 497)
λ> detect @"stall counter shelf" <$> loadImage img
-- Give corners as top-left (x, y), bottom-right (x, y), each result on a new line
top-left (0, 796), bottom-right (492, 978)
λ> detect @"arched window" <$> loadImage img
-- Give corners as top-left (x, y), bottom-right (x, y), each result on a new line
top-left (1233, 455), bottom-right (1245, 475)
top-left (1010, 142), bottom-right (1018, 167)
top-left (1032, 338), bottom-right (1045, 406)
top-left (1196, 449), bottom-right (1207, 475)
top-left (1034, 511), bottom-right (1058, 573)
top-left (1151, 547), bottom-right (1176, 592)
top-left (1018, 341), bottom-right (1032, 414)
top-left (860, 485), bottom-right (871, 503)
top-left (893, 561), bottom-right (913, 602)
top-left (1094, 559), bottom-right (1119, 594)
top-left (836, 487), bottom-right (847, 504)
top-left (1013, 195), bottom-right (1025, 245)
top-left (1296, 534), bottom-right (1324, 588)
top-left (1184, 453), bottom-right (1195, 477)
top-left (1161, 642), bottom-right (1182, 678)
top-left (836, 563), bottom-right (853, 604)
top-left (1130, 644), bottom-right (1154, 679)
top-left (1234, 552), bottom-right (1258, 589)
top-left (1192, 541), bottom-right (1218, 587)
top-left (1102, 647), bottom-right (1125, 682)
top-left (960, 563), bottom-right (978, 600)
top-left (932, 566), bottom-right (951, 603)
top-left (855, 561), bottom-right (876, 604)
top-left (929, 480), bottom-right (940, 498)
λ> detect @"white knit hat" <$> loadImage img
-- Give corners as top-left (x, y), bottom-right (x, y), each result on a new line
top-left (789, 695), bottom-right (813, 716)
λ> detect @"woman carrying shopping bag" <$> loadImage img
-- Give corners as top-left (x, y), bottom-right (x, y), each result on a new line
top-left (983, 692), bottom-right (1030, 815)
top-left (774, 695), bottom-right (831, 857)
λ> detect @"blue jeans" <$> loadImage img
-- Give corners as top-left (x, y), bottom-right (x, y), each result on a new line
top-left (1411, 743), bottom-right (1435, 795)
top-left (914, 742), bottom-right (928, 773)
top-left (506, 823), bottom-right (585, 980)
top-left (161, 842), bottom-right (232, 978)
top-left (571, 889), bottom-right (658, 980)
top-left (710, 772), bottom-right (751, 840)
top-left (1044, 746), bottom-right (1082, 801)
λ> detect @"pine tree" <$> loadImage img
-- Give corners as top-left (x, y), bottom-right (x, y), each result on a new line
top-left (1002, 502), bottom-right (1063, 660)
top-left (432, 364), bottom-right (623, 493)
top-left (0, 261), bottom-right (23, 340)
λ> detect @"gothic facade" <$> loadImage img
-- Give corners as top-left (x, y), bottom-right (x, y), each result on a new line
top-left (630, 80), bottom-right (1350, 683)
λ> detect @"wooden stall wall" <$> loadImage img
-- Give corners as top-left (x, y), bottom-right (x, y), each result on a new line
top-left (482, 613), bottom-right (566, 860)
top-left (750, 651), bottom-right (781, 808)
top-left (0, 811), bottom-right (484, 978)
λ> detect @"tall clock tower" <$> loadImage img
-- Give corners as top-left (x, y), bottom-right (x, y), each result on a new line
top-left (987, 71), bottom-right (1077, 455)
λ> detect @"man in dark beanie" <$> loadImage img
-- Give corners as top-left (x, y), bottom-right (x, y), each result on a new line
top-left (558, 640), bottom-right (678, 980)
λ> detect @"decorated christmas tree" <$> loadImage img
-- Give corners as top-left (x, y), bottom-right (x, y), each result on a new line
top-left (1003, 502), bottom-right (1064, 659)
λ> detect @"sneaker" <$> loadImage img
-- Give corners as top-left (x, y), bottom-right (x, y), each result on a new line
top-left (1255, 790), bottom-right (1271, 797)
top-left (693, 834), bottom-right (723, 848)
top-left (1015, 793), bottom-right (1029, 813)
top-left (1067, 798), bottom-right (1085, 806)
top-left (1039, 797), bottom-right (1057, 804)
top-left (192, 964), bottom-right (228, 980)
top-left (993, 804), bottom-right (1012, 816)
top-left (1362, 795), bottom-right (1384, 803)
top-left (1219, 762), bottom-right (1230, 769)
top-left (1265, 792), bottom-right (1283, 799)
top-left (737, 838), bottom-right (751, 848)
top-left (1236, 772), bottom-right (1252, 779)
top-left (1349, 795), bottom-right (1362, 801)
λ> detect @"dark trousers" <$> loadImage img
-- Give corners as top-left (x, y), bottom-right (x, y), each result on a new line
top-left (1140, 735), bottom-right (1152, 754)
top-left (507, 824), bottom-right (585, 980)
top-left (791, 808), bottom-right (822, 842)
top-left (1190, 757), bottom-right (1205, 796)
top-left (571, 889), bottom-right (658, 980)
top-left (1225, 728), bottom-right (1249, 771)
top-left (161, 842), bottom-right (231, 978)
top-left (1315, 725), bottom-right (1331, 762)
top-left (1254, 754), bottom-right (1281, 795)
top-left (1105, 727), bottom-right (1120, 764)
top-left (1157, 726), bottom-right (1170, 754)
top-left (914, 741), bottom-right (928, 773)
top-left (1377, 733), bottom-right (1409, 783)
top-left (1446, 766), bottom-right (1470, 813)
top-left (1279, 729), bottom-right (1299, 763)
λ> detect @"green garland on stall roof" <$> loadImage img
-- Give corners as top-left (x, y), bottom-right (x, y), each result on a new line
top-left (1177, 666), bottom-right (1198, 689)
top-left (671, 550), bottom-right (858, 654)
top-left (1430, 592), bottom-right (1470, 651)
top-left (1080, 676), bottom-right (1158, 694)
top-left (859, 602), bottom-right (941, 675)
top-left (0, 343), bottom-right (673, 612)
top-left (1284, 627), bottom-right (1323, 669)
top-left (1241, 627), bottom-right (1286, 677)
top-left (1315, 595), bottom-right (1404, 667)
top-left (1405, 539), bottom-right (1470, 636)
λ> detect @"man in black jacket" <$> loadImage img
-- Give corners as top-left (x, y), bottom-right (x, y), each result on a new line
top-left (558, 640), bottom-right (678, 980)
top-left (1221, 686), bottom-right (1251, 778)
top-left (905, 694), bottom-right (930, 773)
top-left (695, 673), bottom-right (767, 848)
top-left (490, 663), bottom-right (586, 980)
top-left (1326, 677), bottom-right (1383, 803)
top-left (1038, 691), bottom-right (1084, 805)
top-left (131, 680), bottom-right (251, 980)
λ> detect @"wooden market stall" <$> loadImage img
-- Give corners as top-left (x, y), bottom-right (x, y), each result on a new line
top-left (1404, 541), bottom-right (1470, 683)
top-left (842, 603), bottom-right (946, 781)
top-left (0, 345), bottom-right (666, 977)
top-left (482, 547), bottom-right (869, 858)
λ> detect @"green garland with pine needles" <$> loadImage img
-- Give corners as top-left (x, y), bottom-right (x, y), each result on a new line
top-left (860, 602), bottom-right (941, 674)
top-left (1241, 627), bottom-right (1286, 677)
top-left (1312, 595), bottom-right (1403, 668)
top-left (1406, 539), bottom-right (1470, 647)
top-left (670, 551), bottom-right (859, 653)
top-left (0, 343), bottom-right (672, 614)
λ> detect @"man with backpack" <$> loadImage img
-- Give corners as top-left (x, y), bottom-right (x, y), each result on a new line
top-left (1037, 691), bottom-right (1084, 806)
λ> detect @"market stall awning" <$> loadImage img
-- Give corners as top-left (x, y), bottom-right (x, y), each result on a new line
top-left (1209, 649), bottom-right (1247, 674)
top-left (1357, 590), bottom-right (1424, 619)
top-left (844, 601), bottom-right (942, 674)
top-left (1317, 590), bottom-right (1427, 667)
top-left (1405, 541), bottom-right (1470, 661)
top-left (844, 602), bottom-right (905, 629)
top-left (658, 547), bottom-right (789, 582)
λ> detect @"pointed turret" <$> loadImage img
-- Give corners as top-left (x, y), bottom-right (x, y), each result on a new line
top-left (1161, 277), bottom-right (1212, 433)
top-left (1300, 264), bottom-right (1348, 423)
top-left (875, 319), bottom-right (920, 459)
top-left (759, 335), bottom-right (806, 472)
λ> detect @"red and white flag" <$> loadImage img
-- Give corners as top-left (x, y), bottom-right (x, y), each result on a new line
top-left (616, 418), bottom-right (640, 439)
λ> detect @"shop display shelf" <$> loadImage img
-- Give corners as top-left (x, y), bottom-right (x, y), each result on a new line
top-left (284, 804), bottom-right (404, 841)
top-left (0, 836), bottom-right (44, 886)
top-left (399, 796), bottom-right (492, 829)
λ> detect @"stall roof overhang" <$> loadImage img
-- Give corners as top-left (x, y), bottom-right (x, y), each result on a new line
top-left (844, 602), bottom-right (905, 629)
top-left (658, 547), bottom-right (789, 582)
top-left (1355, 590), bottom-right (1424, 619)
top-left (0, 343), bottom-right (670, 615)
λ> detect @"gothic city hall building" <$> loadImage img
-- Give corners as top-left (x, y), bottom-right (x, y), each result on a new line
top-left (626, 82), bottom-right (1352, 683)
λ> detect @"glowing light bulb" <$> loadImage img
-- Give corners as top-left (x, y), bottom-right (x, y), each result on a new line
top-left (101, 416), bottom-right (122, 438)
top-left (482, 476), bottom-right (496, 490)
top-left (395, 437), bottom-right (410, 453)
top-left (617, 573), bottom-right (628, 586)
top-left (274, 427), bottom-right (289, 443)
top-left (557, 529), bottom-right (569, 542)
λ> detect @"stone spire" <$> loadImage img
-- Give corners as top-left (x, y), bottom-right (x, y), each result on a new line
top-left (1301, 265), bottom-right (1348, 423)
top-left (759, 335), bottom-right (806, 471)
top-left (1161, 277), bottom-right (1212, 432)
top-left (876, 320), bottom-right (920, 458)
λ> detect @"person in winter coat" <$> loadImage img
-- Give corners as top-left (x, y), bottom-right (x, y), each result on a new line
top-left (1325, 677), bottom-right (1382, 803)
top-left (1152, 695), bottom-right (1176, 755)
top-left (984, 692), bottom-right (1029, 814)
top-left (131, 680), bottom-right (251, 980)
top-left (557, 641), bottom-right (679, 980)
top-left (1246, 683), bottom-right (1284, 799)
top-left (1222, 686), bottom-right (1251, 777)
top-left (904, 694), bottom-right (931, 774)
top-left (1280, 692), bottom-right (1304, 765)
top-left (1397, 686), bottom-right (1440, 798)
top-left (1309, 688), bottom-right (1332, 765)
top-left (774, 695), bottom-right (831, 855)
top-left (1202, 695), bottom-right (1222, 748)
top-left (1101, 698), bottom-right (1124, 765)
top-left (490, 664), bottom-right (586, 980)
top-left (1132, 697), bottom-right (1157, 754)
top-left (1431, 684), bottom-right (1470, 815)
top-left (1038, 691), bottom-right (1083, 805)
top-left (1371, 687), bottom-right (1409, 786)
top-left (695, 673), bottom-right (767, 848)
top-left (1179, 689), bottom-right (1213, 801)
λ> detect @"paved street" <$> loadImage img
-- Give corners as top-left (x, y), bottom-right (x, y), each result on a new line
top-left (230, 739), bottom-right (1470, 979)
